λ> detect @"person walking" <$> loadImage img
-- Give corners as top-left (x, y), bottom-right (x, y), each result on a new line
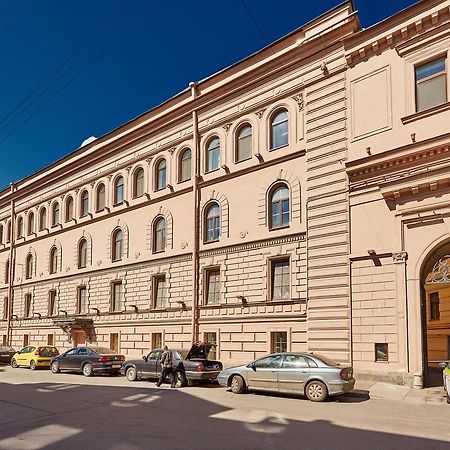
top-left (156, 345), bottom-right (176, 388)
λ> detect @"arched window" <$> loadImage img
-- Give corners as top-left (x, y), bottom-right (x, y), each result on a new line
top-left (133, 168), bottom-right (145, 198)
top-left (114, 176), bottom-right (124, 205)
top-left (78, 239), bottom-right (88, 268)
top-left (96, 184), bottom-right (106, 212)
top-left (80, 191), bottom-right (89, 217)
top-left (52, 202), bottom-right (60, 226)
top-left (49, 247), bottom-right (58, 274)
top-left (236, 124), bottom-right (252, 162)
top-left (6, 221), bottom-right (11, 243)
top-left (17, 216), bottom-right (24, 238)
top-left (153, 217), bottom-right (166, 253)
top-left (5, 259), bottom-right (9, 283)
top-left (269, 184), bottom-right (290, 229)
top-left (65, 196), bottom-right (74, 222)
top-left (39, 208), bottom-right (46, 231)
top-left (155, 159), bottom-right (167, 190)
top-left (205, 203), bottom-right (220, 242)
top-left (27, 212), bottom-right (35, 235)
top-left (179, 149), bottom-right (191, 182)
top-left (112, 228), bottom-right (123, 262)
top-left (270, 109), bottom-right (289, 150)
top-left (206, 137), bottom-right (220, 172)
top-left (25, 254), bottom-right (33, 279)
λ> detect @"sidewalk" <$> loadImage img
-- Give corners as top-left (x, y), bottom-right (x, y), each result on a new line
top-left (351, 380), bottom-right (448, 405)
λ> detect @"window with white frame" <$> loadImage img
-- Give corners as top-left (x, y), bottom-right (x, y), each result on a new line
top-left (270, 109), bottom-right (289, 150)
top-left (236, 124), bottom-right (252, 162)
top-left (78, 238), bottom-right (88, 268)
top-left (153, 275), bottom-right (167, 309)
top-left (206, 137), bottom-right (220, 172)
top-left (415, 57), bottom-right (447, 112)
top-left (111, 281), bottom-right (123, 312)
top-left (153, 217), bottom-right (166, 253)
top-left (112, 228), bottom-right (123, 262)
top-left (133, 168), bottom-right (145, 198)
top-left (114, 176), bottom-right (125, 205)
top-left (205, 268), bottom-right (220, 305)
top-left (179, 149), bottom-right (191, 182)
top-left (270, 258), bottom-right (290, 301)
top-left (155, 159), bottom-right (167, 191)
top-left (204, 203), bottom-right (220, 242)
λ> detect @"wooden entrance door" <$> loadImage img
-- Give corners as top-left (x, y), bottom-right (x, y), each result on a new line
top-left (73, 330), bottom-right (86, 347)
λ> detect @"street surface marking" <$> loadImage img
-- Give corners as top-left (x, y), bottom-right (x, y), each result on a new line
top-left (0, 424), bottom-right (81, 449)
top-left (122, 394), bottom-right (148, 401)
top-left (37, 384), bottom-right (78, 393)
top-left (139, 395), bottom-right (160, 403)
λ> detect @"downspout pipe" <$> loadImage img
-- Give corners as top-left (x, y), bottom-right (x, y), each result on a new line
top-left (190, 81), bottom-right (200, 345)
top-left (6, 183), bottom-right (16, 346)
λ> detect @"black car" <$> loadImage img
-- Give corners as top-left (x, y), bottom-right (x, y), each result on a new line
top-left (121, 343), bottom-right (223, 386)
top-left (0, 345), bottom-right (16, 364)
top-left (51, 346), bottom-right (125, 377)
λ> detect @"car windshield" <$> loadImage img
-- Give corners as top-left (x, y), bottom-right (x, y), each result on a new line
top-left (313, 354), bottom-right (339, 366)
top-left (90, 347), bottom-right (116, 355)
top-left (39, 347), bottom-right (59, 357)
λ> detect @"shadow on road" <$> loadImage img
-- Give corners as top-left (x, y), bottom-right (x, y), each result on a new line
top-left (0, 381), bottom-right (445, 450)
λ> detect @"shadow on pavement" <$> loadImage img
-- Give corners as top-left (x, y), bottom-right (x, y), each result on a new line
top-left (0, 381), bottom-right (446, 450)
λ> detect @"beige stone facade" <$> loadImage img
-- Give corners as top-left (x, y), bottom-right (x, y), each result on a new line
top-left (2, 0), bottom-right (450, 386)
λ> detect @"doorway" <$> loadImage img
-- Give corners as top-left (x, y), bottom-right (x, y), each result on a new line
top-left (73, 330), bottom-right (86, 347)
top-left (421, 243), bottom-right (450, 387)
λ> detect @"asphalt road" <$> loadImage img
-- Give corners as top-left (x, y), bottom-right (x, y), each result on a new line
top-left (0, 365), bottom-right (449, 450)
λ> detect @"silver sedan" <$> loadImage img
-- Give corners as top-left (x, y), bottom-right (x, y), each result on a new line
top-left (217, 352), bottom-right (355, 402)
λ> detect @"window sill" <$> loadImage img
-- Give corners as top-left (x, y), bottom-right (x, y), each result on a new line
top-left (235, 156), bottom-right (252, 164)
top-left (205, 168), bottom-right (220, 175)
top-left (401, 101), bottom-right (450, 124)
top-left (269, 225), bottom-right (290, 232)
top-left (203, 239), bottom-right (220, 245)
top-left (269, 144), bottom-right (288, 152)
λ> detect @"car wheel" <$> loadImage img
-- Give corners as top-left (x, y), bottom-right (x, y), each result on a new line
top-left (230, 375), bottom-right (245, 394)
top-left (82, 363), bottom-right (93, 377)
top-left (126, 367), bottom-right (137, 381)
top-left (51, 361), bottom-right (60, 374)
top-left (11, 358), bottom-right (18, 368)
top-left (30, 360), bottom-right (37, 370)
top-left (305, 380), bottom-right (328, 402)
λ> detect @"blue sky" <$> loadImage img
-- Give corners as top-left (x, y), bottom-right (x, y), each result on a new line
top-left (0, 0), bottom-right (416, 189)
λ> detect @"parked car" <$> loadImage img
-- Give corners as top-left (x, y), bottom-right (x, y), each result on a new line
top-left (0, 345), bottom-right (16, 364)
top-left (51, 346), bottom-right (125, 377)
top-left (11, 345), bottom-right (59, 370)
top-left (121, 343), bottom-right (223, 386)
top-left (217, 352), bottom-right (355, 402)
top-left (439, 360), bottom-right (450, 404)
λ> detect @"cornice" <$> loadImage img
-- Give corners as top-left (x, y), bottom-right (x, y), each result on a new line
top-left (344, 1), bottom-right (450, 66)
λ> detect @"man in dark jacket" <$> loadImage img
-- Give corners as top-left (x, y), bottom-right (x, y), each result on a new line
top-left (156, 345), bottom-right (176, 388)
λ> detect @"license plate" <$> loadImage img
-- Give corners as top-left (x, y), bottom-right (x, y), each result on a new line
top-left (112, 364), bottom-right (122, 368)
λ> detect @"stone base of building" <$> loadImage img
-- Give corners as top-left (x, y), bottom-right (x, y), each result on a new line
top-left (353, 369), bottom-right (416, 387)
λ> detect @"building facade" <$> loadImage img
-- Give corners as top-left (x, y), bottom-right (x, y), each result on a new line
top-left (2, 0), bottom-right (450, 387)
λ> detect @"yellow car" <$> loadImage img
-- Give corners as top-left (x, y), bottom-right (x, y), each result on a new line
top-left (11, 345), bottom-right (59, 370)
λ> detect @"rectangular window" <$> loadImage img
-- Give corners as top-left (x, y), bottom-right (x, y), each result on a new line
top-left (77, 286), bottom-right (87, 314)
top-left (430, 292), bottom-right (440, 320)
top-left (153, 275), bottom-right (167, 309)
top-left (23, 334), bottom-right (29, 347)
top-left (2, 334), bottom-right (6, 345)
top-left (2, 297), bottom-right (7, 320)
top-left (111, 281), bottom-right (123, 312)
top-left (152, 332), bottom-right (163, 349)
top-left (270, 258), bottom-right (290, 301)
top-left (205, 268), bottom-right (220, 305)
top-left (204, 332), bottom-right (217, 360)
top-left (110, 333), bottom-right (119, 353)
top-left (48, 290), bottom-right (57, 317)
top-left (47, 334), bottom-right (54, 346)
top-left (271, 331), bottom-right (288, 353)
top-left (24, 294), bottom-right (31, 318)
top-left (415, 57), bottom-right (447, 112)
top-left (375, 343), bottom-right (388, 362)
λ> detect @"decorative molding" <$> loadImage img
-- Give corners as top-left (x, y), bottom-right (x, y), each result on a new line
top-left (145, 157), bottom-right (153, 166)
top-left (239, 230), bottom-right (248, 239)
top-left (292, 93), bottom-right (304, 112)
top-left (255, 108), bottom-right (266, 119)
top-left (200, 233), bottom-right (305, 257)
top-left (222, 122), bottom-right (233, 133)
top-left (168, 147), bottom-right (176, 155)
top-left (393, 252), bottom-right (408, 264)
top-left (426, 255), bottom-right (450, 283)
top-left (125, 166), bottom-right (132, 173)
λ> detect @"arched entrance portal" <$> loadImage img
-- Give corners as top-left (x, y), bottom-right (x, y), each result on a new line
top-left (421, 241), bottom-right (450, 387)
